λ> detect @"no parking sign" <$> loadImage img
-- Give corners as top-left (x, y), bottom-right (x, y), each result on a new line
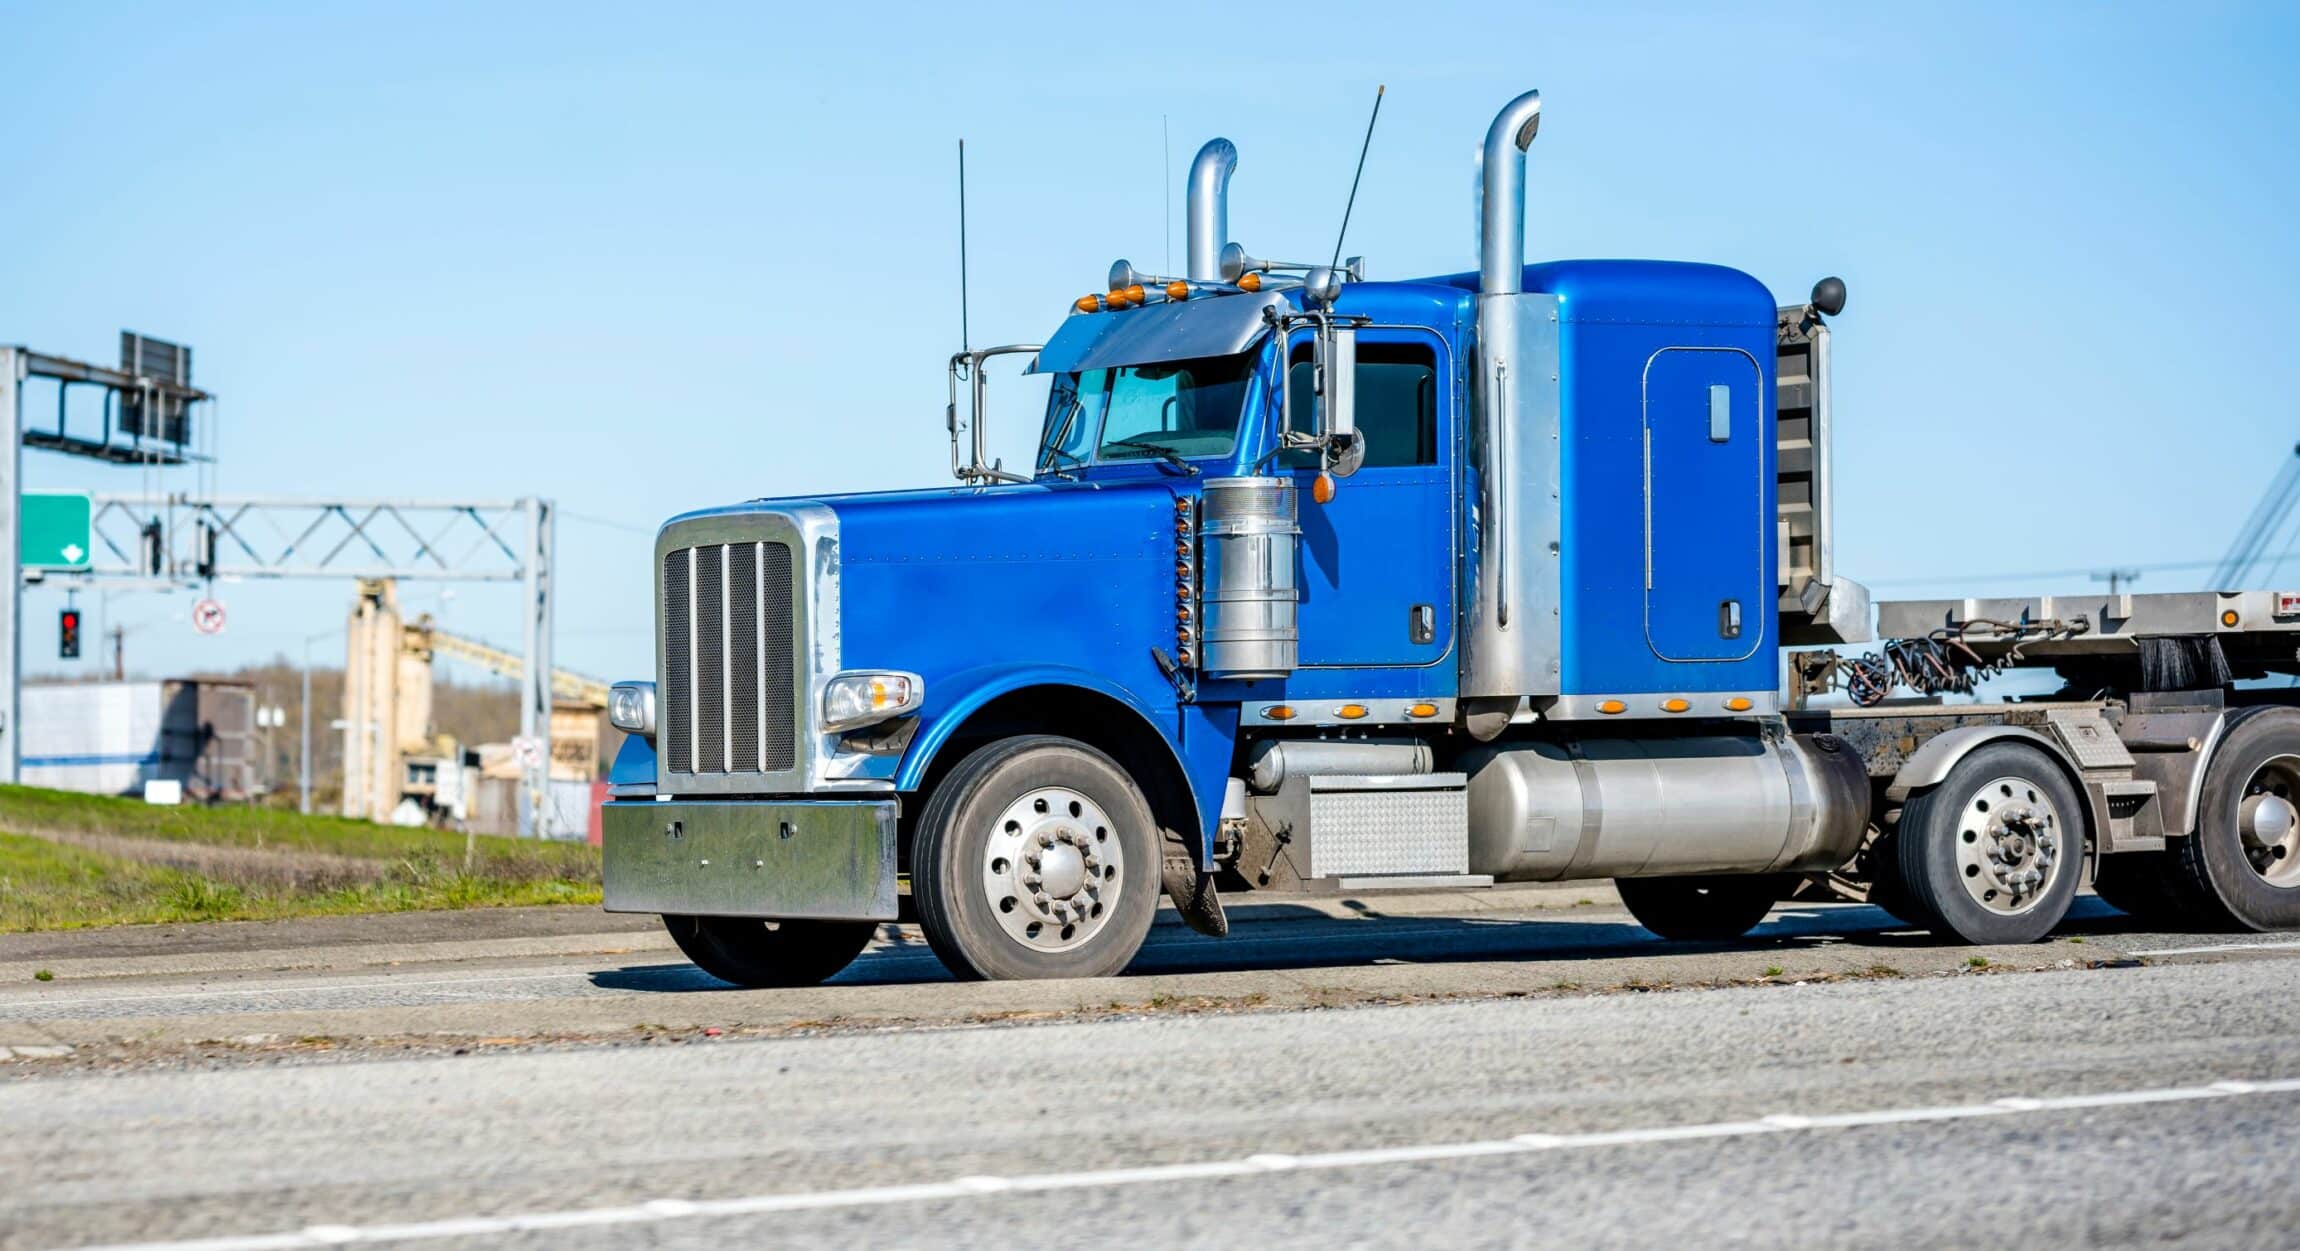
top-left (191, 598), bottom-right (228, 636)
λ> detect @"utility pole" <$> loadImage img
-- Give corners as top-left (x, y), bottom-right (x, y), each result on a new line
top-left (109, 624), bottom-right (124, 680)
top-left (1, 346), bottom-right (22, 784)
top-left (2092, 568), bottom-right (2143, 596)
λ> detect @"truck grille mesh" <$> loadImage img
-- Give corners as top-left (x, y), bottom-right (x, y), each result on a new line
top-left (661, 541), bottom-right (795, 776)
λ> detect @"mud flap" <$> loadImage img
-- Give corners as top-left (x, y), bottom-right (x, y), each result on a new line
top-left (1160, 828), bottom-right (1228, 938)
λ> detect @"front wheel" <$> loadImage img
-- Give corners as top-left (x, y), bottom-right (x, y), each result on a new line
top-left (1616, 874), bottom-right (1793, 941)
top-left (912, 735), bottom-right (1161, 981)
top-left (663, 915), bottom-right (878, 987)
top-left (1893, 742), bottom-right (2084, 944)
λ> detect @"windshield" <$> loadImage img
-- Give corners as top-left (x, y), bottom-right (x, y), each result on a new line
top-left (1037, 352), bottom-right (1253, 472)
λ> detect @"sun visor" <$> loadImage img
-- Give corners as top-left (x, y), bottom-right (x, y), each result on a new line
top-left (1030, 292), bottom-right (1286, 374)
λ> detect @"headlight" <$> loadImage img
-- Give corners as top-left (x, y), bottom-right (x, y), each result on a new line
top-left (607, 681), bottom-right (656, 736)
top-left (822, 671), bottom-right (924, 732)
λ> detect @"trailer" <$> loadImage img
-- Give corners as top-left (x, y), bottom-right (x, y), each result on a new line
top-left (597, 87), bottom-right (2299, 985)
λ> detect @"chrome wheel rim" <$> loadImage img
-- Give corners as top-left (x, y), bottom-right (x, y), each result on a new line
top-left (980, 786), bottom-right (1121, 953)
top-left (1952, 775), bottom-right (2065, 915)
top-left (2239, 755), bottom-right (2300, 889)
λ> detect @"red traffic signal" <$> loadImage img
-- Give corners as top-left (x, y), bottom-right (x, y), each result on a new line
top-left (59, 608), bottom-right (82, 660)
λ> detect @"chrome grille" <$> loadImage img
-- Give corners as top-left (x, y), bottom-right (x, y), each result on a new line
top-left (661, 540), bottom-right (796, 775)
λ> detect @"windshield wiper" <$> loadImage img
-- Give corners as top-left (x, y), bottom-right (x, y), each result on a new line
top-left (1101, 439), bottom-right (1200, 476)
top-left (1036, 446), bottom-right (1086, 479)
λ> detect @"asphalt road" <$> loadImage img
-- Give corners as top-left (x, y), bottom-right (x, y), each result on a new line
top-left (4, 893), bottom-right (2298, 1249)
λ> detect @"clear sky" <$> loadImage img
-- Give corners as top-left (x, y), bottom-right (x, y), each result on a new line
top-left (4, 1), bottom-right (2297, 688)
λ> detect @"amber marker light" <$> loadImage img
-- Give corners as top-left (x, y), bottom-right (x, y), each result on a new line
top-left (1661, 698), bottom-right (1691, 713)
top-left (1075, 294), bottom-right (1102, 313)
top-left (1239, 272), bottom-right (1262, 292)
top-left (1105, 290), bottom-right (1130, 309)
top-left (1724, 696), bottom-right (1754, 712)
top-left (1261, 705), bottom-right (1297, 721)
top-left (1336, 704), bottom-right (1369, 720)
top-left (1123, 284), bottom-right (1146, 305)
top-left (1311, 472), bottom-right (1337, 504)
top-left (1408, 702), bottom-right (1440, 718)
top-left (1166, 280), bottom-right (1190, 300)
top-left (2223, 609), bottom-right (2242, 627)
top-left (1597, 700), bottom-right (1627, 715)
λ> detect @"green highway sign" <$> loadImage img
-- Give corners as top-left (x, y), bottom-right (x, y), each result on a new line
top-left (21, 491), bottom-right (93, 570)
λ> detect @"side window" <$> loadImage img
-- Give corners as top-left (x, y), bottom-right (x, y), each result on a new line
top-left (1282, 340), bottom-right (1440, 469)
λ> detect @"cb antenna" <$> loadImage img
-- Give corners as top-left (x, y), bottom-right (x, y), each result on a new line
top-left (1330, 84), bottom-right (1386, 270)
top-left (957, 138), bottom-right (971, 355)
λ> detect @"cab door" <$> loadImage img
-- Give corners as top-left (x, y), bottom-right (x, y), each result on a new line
top-left (1285, 329), bottom-right (1455, 668)
top-left (1643, 347), bottom-right (1768, 662)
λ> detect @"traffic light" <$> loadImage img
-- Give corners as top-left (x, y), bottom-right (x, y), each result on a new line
top-left (140, 519), bottom-right (164, 576)
top-left (59, 608), bottom-right (81, 660)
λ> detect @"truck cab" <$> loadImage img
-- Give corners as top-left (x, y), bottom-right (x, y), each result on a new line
top-left (601, 88), bottom-right (2299, 985)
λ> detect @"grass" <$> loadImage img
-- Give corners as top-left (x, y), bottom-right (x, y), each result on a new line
top-left (0, 785), bottom-right (599, 932)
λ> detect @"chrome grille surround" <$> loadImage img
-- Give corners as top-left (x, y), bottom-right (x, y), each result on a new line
top-left (652, 505), bottom-right (831, 795)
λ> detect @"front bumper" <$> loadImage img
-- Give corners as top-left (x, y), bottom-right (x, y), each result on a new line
top-left (601, 798), bottom-right (899, 921)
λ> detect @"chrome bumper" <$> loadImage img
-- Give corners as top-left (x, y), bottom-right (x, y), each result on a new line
top-left (601, 799), bottom-right (899, 921)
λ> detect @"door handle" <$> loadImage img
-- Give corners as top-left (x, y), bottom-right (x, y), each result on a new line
top-left (1411, 604), bottom-right (1436, 645)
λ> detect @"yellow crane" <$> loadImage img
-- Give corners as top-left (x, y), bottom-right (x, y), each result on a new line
top-left (413, 616), bottom-right (611, 709)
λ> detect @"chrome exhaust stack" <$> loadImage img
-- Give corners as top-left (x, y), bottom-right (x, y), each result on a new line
top-left (1186, 139), bottom-right (1238, 282)
top-left (1461, 88), bottom-right (1559, 711)
top-left (1478, 90), bottom-right (1542, 295)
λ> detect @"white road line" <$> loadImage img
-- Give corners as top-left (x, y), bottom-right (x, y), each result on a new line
top-left (2128, 939), bottom-right (2300, 958)
top-left (54, 1077), bottom-right (2300, 1251)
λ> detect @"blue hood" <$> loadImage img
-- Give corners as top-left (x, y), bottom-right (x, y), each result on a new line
top-left (815, 479), bottom-right (1189, 721)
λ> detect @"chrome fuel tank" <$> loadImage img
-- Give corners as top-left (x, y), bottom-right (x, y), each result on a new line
top-left (1460, 732), bottom-right (1868, 881)
top-left (1198, 476), bottom-right (1299, 679)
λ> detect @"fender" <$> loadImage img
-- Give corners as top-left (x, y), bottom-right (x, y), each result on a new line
top-left (895, 663), bottom-right (1208, 848)
top-left (1884, 724), bottom-right (2104, 855)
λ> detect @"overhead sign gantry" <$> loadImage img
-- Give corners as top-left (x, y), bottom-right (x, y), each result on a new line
top-left (0, 336), bottom-right (563, 838)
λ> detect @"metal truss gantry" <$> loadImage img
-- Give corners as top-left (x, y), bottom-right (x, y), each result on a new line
top-left (0, 346), bottom-right (562, 838)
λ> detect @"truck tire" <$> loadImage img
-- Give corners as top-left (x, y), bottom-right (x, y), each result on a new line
top-left (2088, 851), bottom-right (2196, 927)
top-left (912, 735), bottom-right (1161, 981)
top-left (662, 915), bottom-right (878, 988)
top-left (2166, 710), bottom-right (2300, 930)
top-left (1862, 831), bottom-right (1924, 927)
top-left (1893, 741), bottom-right (2083, 945)
top-left (1616, 874), bottom-right (1793, 941)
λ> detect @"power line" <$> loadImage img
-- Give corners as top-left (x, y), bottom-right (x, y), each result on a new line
top-left (559, 510), bottom-right (654, 535)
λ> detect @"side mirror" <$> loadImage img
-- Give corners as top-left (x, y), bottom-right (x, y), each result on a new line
top-left (946, 344), bottom-right (1044, 485)
top-left (1315, 323), bottom-right (1361, 477)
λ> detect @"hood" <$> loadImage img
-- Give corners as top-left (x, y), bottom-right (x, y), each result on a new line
top-left (812, 479), bottom-right (1191, 708)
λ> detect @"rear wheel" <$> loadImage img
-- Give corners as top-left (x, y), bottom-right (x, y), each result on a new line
top-left (1894, 742), bottom-right (2083, 945)
top-left (912, 735), bottom-right (1161, 981)
top-left (1862, 831), bottom-right (1924, 926)
top-left (662, 915), bottom-right (878, 987)
top-left (2168, 711), bottom-right (2300, 930)
top-left (1616, 874), bottom-right (1793, 941)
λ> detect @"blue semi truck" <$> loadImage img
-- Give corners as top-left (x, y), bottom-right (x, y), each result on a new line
top-left (601, 89), bottom-right (2300, 983)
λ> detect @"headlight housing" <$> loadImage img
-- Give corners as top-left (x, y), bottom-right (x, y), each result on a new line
top-left (822, 671), bottom-right (924, 733)
top-left (607, 681), bottom-right (657, 737)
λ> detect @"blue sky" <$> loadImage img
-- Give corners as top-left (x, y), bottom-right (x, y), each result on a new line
top-left (5, 1), bottom-right (2298, 687)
